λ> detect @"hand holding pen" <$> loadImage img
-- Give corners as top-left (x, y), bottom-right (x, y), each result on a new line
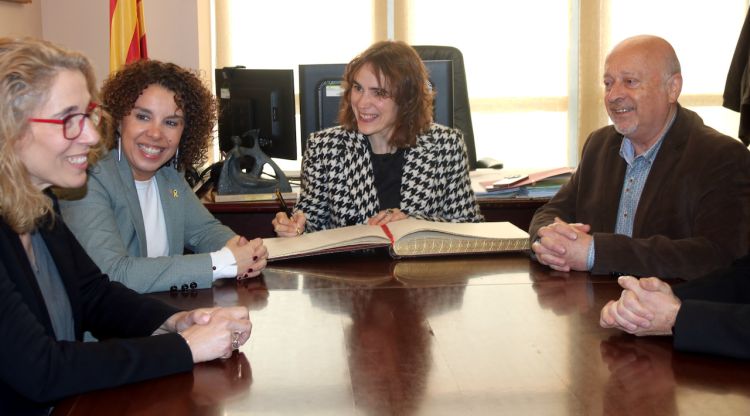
top-left (272, 189), bottom-right (306, 237)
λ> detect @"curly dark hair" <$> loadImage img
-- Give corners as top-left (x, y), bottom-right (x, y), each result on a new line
top-left (339, 40), bottom-right (433, 148)
top-left (99, 60), bottom-right (217, 171)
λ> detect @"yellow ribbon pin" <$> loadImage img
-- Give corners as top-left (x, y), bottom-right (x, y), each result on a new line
top-left (172, 189), bottom-right (179, 198)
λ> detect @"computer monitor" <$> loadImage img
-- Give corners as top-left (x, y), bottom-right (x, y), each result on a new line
top-left (298, 60), bottom-right (454, 154)
top-left (215, 67), bottom-right (297, 160)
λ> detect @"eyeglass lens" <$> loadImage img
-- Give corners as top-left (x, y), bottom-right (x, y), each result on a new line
top-left (64, 106), bottom-right (101, 140)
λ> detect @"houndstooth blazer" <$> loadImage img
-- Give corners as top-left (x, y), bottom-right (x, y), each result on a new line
top-left (297, 123), bottom-right (483, 232)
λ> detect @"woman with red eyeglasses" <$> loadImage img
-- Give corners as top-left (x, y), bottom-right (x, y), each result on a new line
top-left (0, 37), bottom-right (252, 415)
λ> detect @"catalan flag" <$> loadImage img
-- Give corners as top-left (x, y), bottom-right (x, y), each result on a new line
top-left (109, 0), bottom-right (148, 73)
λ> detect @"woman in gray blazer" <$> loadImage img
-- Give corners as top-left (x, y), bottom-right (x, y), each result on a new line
top-left (60, 60), bottom-right (267, 293)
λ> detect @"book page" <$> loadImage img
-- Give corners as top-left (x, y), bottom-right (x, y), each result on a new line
top-left (386, 219), bottom-right (530, 257)
top-left (264, 224), bottom-right (390, 260)
top-left (386, 219), bottom-right (529, 241)
top-left (391, 237), bottom-right (529, 257)
top-left (214, 191), bottom-right (297, 203)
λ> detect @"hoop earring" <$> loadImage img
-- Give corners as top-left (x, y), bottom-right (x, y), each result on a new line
top-left (117, 136), bottom-right (122, 161)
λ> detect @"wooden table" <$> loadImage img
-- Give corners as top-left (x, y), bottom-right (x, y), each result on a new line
top-left (53, 252), bottom-right (750, 415)
top-left (206, 197), bottom-right (548, 238)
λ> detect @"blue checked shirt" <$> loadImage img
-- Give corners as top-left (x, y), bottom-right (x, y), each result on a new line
top-left (585, 116), bottom-right (675, 270)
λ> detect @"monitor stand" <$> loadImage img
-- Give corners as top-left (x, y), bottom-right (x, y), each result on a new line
top-left (216, 131), bottom-right (292, 195)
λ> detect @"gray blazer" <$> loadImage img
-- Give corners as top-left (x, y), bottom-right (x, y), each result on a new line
top-left (59, 150), bottom-right (236, 293)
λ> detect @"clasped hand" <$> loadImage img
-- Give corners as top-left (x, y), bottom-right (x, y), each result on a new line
top-left (168, 306), bottom-right (252, 363)
top-left (532, 217), bottom-right (592, 272)
top-left (600, 276), bottom-right (681, 336)
top-left (225, 235), bottom-right (268, 279)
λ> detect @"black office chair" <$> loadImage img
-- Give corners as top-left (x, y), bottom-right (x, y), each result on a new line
top-left (413, 45), bottom-right (501, 170)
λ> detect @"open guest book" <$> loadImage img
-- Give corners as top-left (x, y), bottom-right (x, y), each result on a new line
top-left (263, 218), bottom-right (530, 261)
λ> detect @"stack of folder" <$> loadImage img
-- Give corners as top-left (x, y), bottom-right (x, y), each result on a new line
top-left (479, 167), bottom-right (574, 199)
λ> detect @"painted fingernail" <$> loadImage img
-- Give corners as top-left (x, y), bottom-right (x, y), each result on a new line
top-left (247, 268), bottom-right (253, 273)
top-left (253, 256), bottom-right (258, 261)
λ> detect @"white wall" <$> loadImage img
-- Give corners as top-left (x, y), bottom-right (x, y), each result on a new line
top-left (0, 0), bottom-right (42, 38)
top-left (142, 0), bottom-right (212, 80)
top-left (30, 0), bottom-right (210, 88)
top-left (40, 0), bottom-right (108, 83)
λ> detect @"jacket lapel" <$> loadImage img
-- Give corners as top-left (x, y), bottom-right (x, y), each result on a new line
top-left (352, 134), bottom-right (380, 214)
top-left (155, 170), bottom-right (180, 255)
top-left (0, 221), bottom-right (56, 336)
top-left (115, 155), bottom-right (149, 256)
top-left (633, 105), bottom-right (687, 235)
top-left (599, 136), bottom-right (628, 231)
top-left (401, 133), bottom-right (436, 204)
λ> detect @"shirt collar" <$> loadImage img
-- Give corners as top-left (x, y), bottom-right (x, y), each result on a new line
top-left (619, 109), bottom-right (677, 165)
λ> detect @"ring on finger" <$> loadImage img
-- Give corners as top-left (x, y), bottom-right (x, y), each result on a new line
top-left (231, 331), bottom-right (241, 350)
top-left (385, 208), bottom-right (394, 215)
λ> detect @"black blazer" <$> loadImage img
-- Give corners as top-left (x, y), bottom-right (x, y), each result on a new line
top-left (723, 6), bottom-right (750, 145)
top-left (673, 255), bottom-right (750, 359)
top-left (0, 209), bottom-right (193, 414)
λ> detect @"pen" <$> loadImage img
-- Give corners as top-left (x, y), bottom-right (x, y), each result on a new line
top-left (275, 188), bottom-right (294, 218)
top-left (275, 188), bottom-right (302, 236)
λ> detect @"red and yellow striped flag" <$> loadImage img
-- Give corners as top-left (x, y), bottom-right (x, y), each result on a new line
top-left (109, 0), bottom-right (148, 73)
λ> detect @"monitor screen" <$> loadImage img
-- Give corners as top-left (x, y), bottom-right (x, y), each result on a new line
top-left (298, 60), bottom-right (454, 154)
top-left (215, 67), bottom-right (297, 160)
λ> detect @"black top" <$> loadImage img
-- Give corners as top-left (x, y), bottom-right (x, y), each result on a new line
top-left (367, 140), bottom-right (406, 210)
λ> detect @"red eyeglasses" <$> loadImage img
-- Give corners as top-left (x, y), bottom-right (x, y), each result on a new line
top-left (28, 102), bottom-right (102, 140)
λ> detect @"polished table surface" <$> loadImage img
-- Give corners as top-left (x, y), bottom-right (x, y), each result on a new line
top-left (54, 252), bottom-right (750, 415)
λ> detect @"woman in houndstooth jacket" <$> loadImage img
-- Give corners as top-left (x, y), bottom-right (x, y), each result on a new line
top-left (273, 40), bottom-right (482, 235)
